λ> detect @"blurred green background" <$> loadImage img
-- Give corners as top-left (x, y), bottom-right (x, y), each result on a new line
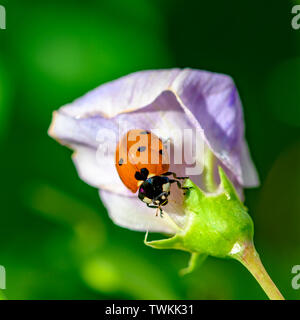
top-left (0, 0), bottom-right (299, 299)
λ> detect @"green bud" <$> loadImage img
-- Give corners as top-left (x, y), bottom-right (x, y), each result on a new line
top-left (145, 167), bottom-right (254, 272)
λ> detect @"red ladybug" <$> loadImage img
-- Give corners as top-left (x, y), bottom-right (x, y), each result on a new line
top-left (115, 129), bottom-right (189, 216)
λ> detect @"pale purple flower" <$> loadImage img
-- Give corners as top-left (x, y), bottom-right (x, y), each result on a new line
top-left (48, 68), bottom-right (259, 234)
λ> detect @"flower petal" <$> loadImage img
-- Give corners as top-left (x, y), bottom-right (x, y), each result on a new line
top-left (51, 68), bottom-right (259, 188)
top-left (72, 145), bottom-right (134, 196)
top-left (100, 187), bottom-right (185, 233)
top-left (49, 91), bottom-right (208, 195)
top-left (49, 111), bottom-right (133, 195)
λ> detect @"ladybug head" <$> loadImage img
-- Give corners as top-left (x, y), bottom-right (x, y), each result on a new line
top-left (138, 175), bottom-right (171, 207)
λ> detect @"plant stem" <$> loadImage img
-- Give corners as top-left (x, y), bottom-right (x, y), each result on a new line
top-left (232, 241), bottom-right (284, 300)
top-left (0, 290), bottom-right (6, 300)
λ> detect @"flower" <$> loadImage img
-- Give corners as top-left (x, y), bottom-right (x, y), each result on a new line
top-left (48, 68), bottom-right (259, 234)
top-left (48, 69), bottom-right (287, 300)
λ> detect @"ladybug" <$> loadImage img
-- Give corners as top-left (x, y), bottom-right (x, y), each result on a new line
top-left (115, 129), bottom-right (189, 216)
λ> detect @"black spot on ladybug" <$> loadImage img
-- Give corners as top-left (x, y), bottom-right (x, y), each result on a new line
top-left (118, 158), bottom-right (124, 166)
top-left (140, 168), bottom-right (149, 178)
top-left (137, 146), bottom-right (146, 152)
top-left (135, 171), bottom-right (143, 180)
top-left (159, 149), bottom-right (163, 155)
top-left (135, 168), bottom-right (149, 181)
top-left (140, 131), bottom-right (150, 135)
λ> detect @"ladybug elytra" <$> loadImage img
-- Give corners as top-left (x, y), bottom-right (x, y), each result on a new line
top-left (115, 129), bottom-right (189, 216)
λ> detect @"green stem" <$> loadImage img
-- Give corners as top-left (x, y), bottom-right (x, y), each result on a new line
top-left (0, 290), bottom-right (6, 300)
top-left (232, 241), bottom-right (284, 300)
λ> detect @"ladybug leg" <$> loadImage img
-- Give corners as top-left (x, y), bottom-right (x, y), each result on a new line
top-left (147, 203), bottom-right (158, 209)
top-left (162, 172), bottom-right (188, 180)
top-left (154, 207), bottom-right (162, 217)
top-left (169, 179), bottom-right (184, 189)
top-left (182, 188), bottom-right (192, 196)
top-left (169, 179), bottom-right (193, 194)
top-left (158, 206), bottom-right (163, 218)
top-left (146, 203), bottom-right (163, 217)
